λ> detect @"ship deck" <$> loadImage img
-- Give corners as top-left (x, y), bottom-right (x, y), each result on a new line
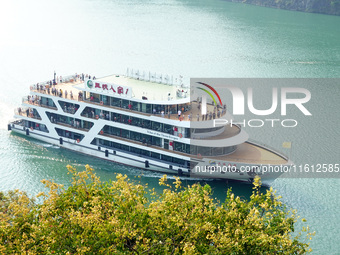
top-left (210, 142), bottom-right (288, 165)
top-left (25, 76), bottom-right (288, 166)
top-left (30, 75), bottom-right (226, 122)
top-left (197, 125), bottom-right (240, 140)
top-left (99, 75), bottom-right (186, 102)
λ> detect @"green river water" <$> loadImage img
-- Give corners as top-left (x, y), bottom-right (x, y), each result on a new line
top-left (0, 0), bottom-right (339, 253)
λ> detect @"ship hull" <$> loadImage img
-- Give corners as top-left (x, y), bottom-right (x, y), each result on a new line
top-left (10, 123), bottom-right (288, 184)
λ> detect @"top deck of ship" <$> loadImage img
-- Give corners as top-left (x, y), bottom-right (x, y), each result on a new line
top-left (98, 75), bottom-right (188, 102)
top-left (30, 74), bottom-right (226, 122)
top-left (209, 142), bottom-right (288, 165)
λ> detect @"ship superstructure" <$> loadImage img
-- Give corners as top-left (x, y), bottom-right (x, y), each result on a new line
top-left (9, 72), bottom-right (290, 182)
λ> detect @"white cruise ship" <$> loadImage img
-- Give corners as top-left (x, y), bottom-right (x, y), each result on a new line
top-left (8, 72), bottom-right (291, 183)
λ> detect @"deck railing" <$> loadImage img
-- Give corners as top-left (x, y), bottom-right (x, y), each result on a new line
top-left (14, 108), bottom-right (41, 120)
top-left (29, 74), bottom-right (80, 90)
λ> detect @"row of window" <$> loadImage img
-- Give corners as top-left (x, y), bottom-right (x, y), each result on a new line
top-left (39, 96), bottom-right (225, 139)
top-left (93, 138), bottom-right (188, 167)
top-left (81, 106), bottom-right (190, 138)
top-left (103, 125), bottom-right (162, 147)
top-left (46, 112), bottom-right (94, 130)
top-left (101, 125), bottom-right (236, 156)
top-left (58, 100), bottom-right (80, 114)
top-left (55, 128), bottom-right (84, 141)
top-left (85, 92), bottom-right (191, 115)
top-left (22, 120), bottom-right (49, 133)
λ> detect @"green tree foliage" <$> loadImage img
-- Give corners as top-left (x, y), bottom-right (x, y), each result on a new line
top-left (0, 165), bottom-right (314, 254)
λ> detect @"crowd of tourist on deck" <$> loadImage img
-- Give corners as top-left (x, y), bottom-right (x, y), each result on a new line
top-left (29, 73), bottom-right (95, 99)
top-left (26, 72), bottom-right (227, 123)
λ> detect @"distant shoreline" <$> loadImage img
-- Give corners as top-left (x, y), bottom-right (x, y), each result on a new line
top-left (224, 0), bottom-right (340, 16)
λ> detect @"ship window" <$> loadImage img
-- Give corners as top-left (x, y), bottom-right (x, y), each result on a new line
top-left (121, 144), bottom-right (129, 152)
top-left (122, 99), bottom-right (130, 109)
top-left (140, 150), bottom-right (150, 157)
top-left (163, 124), bottom-right (172, 135)
top-left (143, 120), bottom-right (151, 129)
top-left (197, 146), bottom-right (212, 156)
top-left (173, 142), bottom-right (185, 153)
top-left (40, 97), bottom-right (57, 108)
top-left (151, 152), bottom-right (160, 159)
top-left (212, 147), bottom-right (224, 156)
top-left (223, 146), bottom-right (236, 154)
top-left (58, 101), bottom-right (79, 114)
top-left (55, 128), bottom-right (84, 141)
top-left (131, 101), bottom-right (140, 111)
top-left (152, 122), bottom-right (162, 131)
top-left (100, 95), bottom-right (109, 105)
top-left (169, 105), bottom-right (176, 114)
top-left (121, 129), bottom-right (129, 139)
top-left (112, 142), bottom-right (121, 149)
top-left (111, 98), bottom-right (121, 107)
top-left (111, 127), bottom-right (120, 136)
top-left (130, 147), bottom-right (141, 155)
top-left (151, 137), bottom-right (161, 147)
top-left (130, 131), bottom-right (141, 142)
top-left (161, 155), bottom-right (172, 163)
top-left (173, 157), bottom-right (185, 166)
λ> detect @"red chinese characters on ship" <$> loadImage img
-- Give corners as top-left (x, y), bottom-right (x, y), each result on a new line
top-left (93, 82), bottom-right (131, 95)
top-left (117, 86), bottom-right (123, 94)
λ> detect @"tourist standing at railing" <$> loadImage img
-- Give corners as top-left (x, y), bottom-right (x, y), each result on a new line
top-left (65, 90), bottom-right (68, 99)
top-left (70, 91), bottom-right (73, 99)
